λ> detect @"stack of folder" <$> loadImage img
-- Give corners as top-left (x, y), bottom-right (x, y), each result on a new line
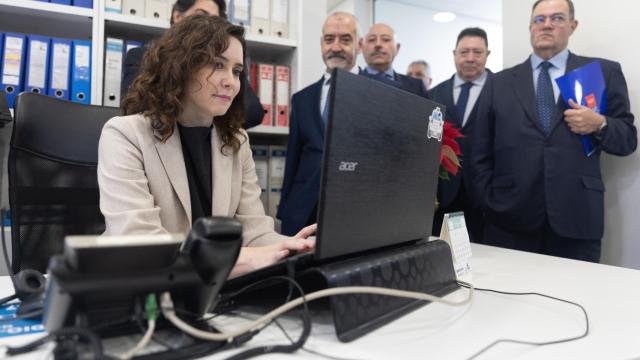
top-left (34, 0), bottom-right (94, 8)
top-left (106, 0), bottom-right (171, 21)
top-left (248, 61), bottom-right (290, 127)
top-left (0, 32), bottom-right (92, 108)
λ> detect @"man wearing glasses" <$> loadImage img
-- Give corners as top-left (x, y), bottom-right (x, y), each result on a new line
top-left (429, 27), bottom-right (492, 244)
top-left (470, 0), bottom-right (636, 262)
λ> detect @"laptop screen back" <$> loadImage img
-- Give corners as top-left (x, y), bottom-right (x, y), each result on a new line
top-left (315, 69), bottom-right (445, 260)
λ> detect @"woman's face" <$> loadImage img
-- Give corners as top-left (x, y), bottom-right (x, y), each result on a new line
top-left (182, 37), bottom-right (244, 124)
top-left (173, 0), bottom-right (220, 23)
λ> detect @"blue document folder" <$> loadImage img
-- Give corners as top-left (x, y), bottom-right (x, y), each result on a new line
top-left (48, 38), bottom-right (72, 100)
top-left (555, 61), bottom-right (606, 156)
top-left (25, 35), bottom-right (51, 95)
top-left (1, 33), bottom-right (26, 108)
top-left (71, 40), bottom-right (92, 104)
top-left (73, 0), bottom-right (93, 8)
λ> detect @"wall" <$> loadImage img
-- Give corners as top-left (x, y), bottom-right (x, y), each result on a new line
top-left (374, 0), bottom-right (503, 87)
top-left (502, 0), bottom-right (640, 269)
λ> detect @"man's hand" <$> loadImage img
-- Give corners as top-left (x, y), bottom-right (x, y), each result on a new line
top-left (564, 99), bottom-right (606, 135)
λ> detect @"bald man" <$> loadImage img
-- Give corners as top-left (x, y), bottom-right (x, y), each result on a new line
top-left (360, 23), bottom-right (427, 97)
top-left (278, 12), bottom-right (362, 235)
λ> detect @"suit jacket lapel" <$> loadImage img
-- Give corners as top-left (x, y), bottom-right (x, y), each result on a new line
top-left (513, 58), bottom-right (546, 134)
top-left (211, 128), bottom-right (232, 216)
top-left (154, 128), bottom-right (191, 224)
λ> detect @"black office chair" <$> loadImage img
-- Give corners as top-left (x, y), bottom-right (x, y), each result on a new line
top-left (8, 93), bottom-right (121, 273)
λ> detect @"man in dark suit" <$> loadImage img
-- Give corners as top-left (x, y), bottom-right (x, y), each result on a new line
top-left (429, 27), bottom-right (492, 243)
top-left (471, 0), bottom-right (636, 262)
top-left (277, 12), bottom-right (361, 236)
top-left (121, 0), bottom-right (263, 128)
top-left (359, 23), bottom-right (428, 97)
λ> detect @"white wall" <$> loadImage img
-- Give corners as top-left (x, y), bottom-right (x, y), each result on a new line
top-left (502, 0), bottom-right (640, 269)
top-left (374, 0), bottom-right (503, 87)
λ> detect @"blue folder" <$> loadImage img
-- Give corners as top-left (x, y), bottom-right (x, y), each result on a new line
top-left (73, 0), bottom-right (93, 8)
top-left (1, 33), bottom-right (27, 108)
top-left (0, 33), bottom-right (3, 83)
top-left (25, 35), bottom-right (51, 95)
top-left (555, 61), bottom-right (606, 156)
top-left (50, 0), bottom-right (72, 5)
top-left (71, 40), bottom-right (92, 104)
top-left (48, 38), bottom-right (72, 100)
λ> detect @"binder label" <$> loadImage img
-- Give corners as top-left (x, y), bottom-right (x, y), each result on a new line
top-left (2, 37), bottom-right (24, 86)
top-left (271, 0), bottom-right (288, 22)
top-left (74, 45), bottom-right (90, 81)
top-left (28, 39), bottom-right (49, 89)
top-left (51, 43), bottom-right (71, 90)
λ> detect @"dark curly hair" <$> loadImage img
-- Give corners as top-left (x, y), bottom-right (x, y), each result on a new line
top-left (123, 15), bottom-right (247, 154)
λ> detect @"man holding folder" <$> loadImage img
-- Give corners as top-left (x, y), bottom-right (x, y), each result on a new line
top-left (471, 0), bottom-right (636, 262)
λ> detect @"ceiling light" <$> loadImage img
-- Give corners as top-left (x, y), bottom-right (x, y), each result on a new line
top-left (433, 12), bottom-right (456, 23)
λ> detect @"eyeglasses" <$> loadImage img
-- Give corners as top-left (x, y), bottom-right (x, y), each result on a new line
top-left (531, 14), bottom-right (569, 26)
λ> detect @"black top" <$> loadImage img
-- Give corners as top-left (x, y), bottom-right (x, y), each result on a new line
top-left (123, 46), bottom-right (263, 129)
top-left (178, 124), bottom-right (213, 224)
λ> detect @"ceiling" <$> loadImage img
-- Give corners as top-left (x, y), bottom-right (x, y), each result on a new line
top-left (372, 0), bottom-right (503, 23)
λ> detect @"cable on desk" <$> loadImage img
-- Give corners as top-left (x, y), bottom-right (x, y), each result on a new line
top-left (161, 281), bottom-right (474, 345)
top-left (3, 326), bottom-right (104, 358)
top-left (458, 282), bottom-right (590, 360)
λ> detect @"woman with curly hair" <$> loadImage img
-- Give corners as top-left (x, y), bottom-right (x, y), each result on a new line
top-left (98, 15), bottom-right (315, 278)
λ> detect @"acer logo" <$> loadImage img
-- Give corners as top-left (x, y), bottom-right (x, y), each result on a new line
top-left (338, 161), bottom-right (358, 171)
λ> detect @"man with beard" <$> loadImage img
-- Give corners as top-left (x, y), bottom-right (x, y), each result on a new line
top-left (429, 27), bottom-right (492, 243)
top-left (277, 12), bottom-right (361, 236)
top-left (360, 23), bottom-right (427, 97)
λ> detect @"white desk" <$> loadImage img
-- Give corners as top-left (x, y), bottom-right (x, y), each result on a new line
top-left (2, 244), bottom-right (640, 360)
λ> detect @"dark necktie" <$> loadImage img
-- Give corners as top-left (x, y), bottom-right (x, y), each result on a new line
top-left (456, 82), bottom-right (473, 125)
top-left (536, 61), bottom-right (555, 133)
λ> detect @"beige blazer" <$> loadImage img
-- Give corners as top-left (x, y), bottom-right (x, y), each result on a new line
top-left (98, 114), bottom-right (286, 246)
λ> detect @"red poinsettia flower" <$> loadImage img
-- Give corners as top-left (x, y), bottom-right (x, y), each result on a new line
top-left (439, 121), bottom-right (464, 180)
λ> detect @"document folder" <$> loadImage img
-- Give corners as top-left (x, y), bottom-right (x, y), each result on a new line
top-left (71, 40), bottom-right (92, 104)
top-left (274, 65), bottom-right (289, 127)
top-left (270, 0), bottom-right (288, 38)
top-left (105, 0), bottom-right (122, 13)
top-left (123, 0), bottom-right (145, 17)
top-left (25, 35), bottom-right (51, 95)
top-left (1, 33), bottom-right (26, 108)
top-left (48, 38), bottom-right (72, 100)
top-left (250, 0), bottom-right (270, 35)
top-left (555, 61), bottom-right (606, 156)
top-left (73, 0), bottom-right (94, 8)
top-left (231, 0), bottom-right (251, 28)
top-left (51, 0), bottom-right (72, 5)
top-left (103, 38), bottom-right (123, 107)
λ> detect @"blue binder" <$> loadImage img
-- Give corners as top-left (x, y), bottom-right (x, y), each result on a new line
top-left (72, 0), bottom-right (93, 8)
top-left (71, 40), bottom-right (91, 104)
top-left (124, 40), bottom-right (143, 55)
top-left (0, 33), bottom-right (3, 82)
top-left (48, 38), bottom-right (72, 100)
top-left (25, 35), bottom-right (51, 95)
top-left (50, 0), bottom-right (72, 4)
top-left (555, 61), bottom-right (606, 156)
top-left (1, 33), bottom-right (27, 108)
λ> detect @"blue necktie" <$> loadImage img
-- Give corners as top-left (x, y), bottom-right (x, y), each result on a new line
top-left (456, 82), bottom-right (473, 126)
top-left (536, 61), bottom-right (555, 134)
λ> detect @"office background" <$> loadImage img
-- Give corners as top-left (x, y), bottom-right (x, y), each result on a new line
top-left (1, 0), bottom-right (638, 271)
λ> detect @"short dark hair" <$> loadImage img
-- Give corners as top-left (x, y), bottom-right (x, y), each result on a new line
top-left (456, 27), bottom-right (488, 48)
top-left (170, 0), bottom-right (227, 25)
top-left (531, 0), bottom-right (575, 20)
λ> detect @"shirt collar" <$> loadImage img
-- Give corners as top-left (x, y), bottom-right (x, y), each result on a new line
top-left (365, 66), bottom-right (395, 79)
top-left (453, 70), bottom-right (488, 88)
top-left (530, 48), bottom-right (569, 70)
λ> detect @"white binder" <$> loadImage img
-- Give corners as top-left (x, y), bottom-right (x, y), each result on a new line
top-left (105, 0), bottom-right (122, 13)
top-left (103, 37), bottom-right (123, 107)
top-left (145, 0), bottom-right (170, 21)
top-left (251, 145), bottom-right (269, 211)
top-left (250, 0), bottom-right (270, 36)
top-left (270, 0), bottom-right (288, 38)
top-left (122, 0), bottom-right (145, 17)
top-left (231, 0), bottom-right (251, 27)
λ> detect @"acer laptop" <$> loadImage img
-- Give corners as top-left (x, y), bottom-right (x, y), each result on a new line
top-left (314, 68), bottom-right (444, 260)
top-left (228, 68), bottom-right (445, 284)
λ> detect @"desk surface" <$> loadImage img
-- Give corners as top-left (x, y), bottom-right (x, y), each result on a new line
top-left (2, 244), bottom-right (640, 360)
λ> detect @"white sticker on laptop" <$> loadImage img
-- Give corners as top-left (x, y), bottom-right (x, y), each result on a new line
top-left (427, 107), bottom-right (444, 142)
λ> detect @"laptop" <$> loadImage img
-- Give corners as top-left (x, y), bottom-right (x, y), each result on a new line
top-left (229, 68), bottom-right (446, 283)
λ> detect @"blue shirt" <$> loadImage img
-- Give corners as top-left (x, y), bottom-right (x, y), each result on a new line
top-left (365, 66), bottom-right (395, 81)
top-left (530, 48), bottom-right (569, 102)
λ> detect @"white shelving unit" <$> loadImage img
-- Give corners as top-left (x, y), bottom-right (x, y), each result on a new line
top-left (0, 0), bottom-right (329, 136)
